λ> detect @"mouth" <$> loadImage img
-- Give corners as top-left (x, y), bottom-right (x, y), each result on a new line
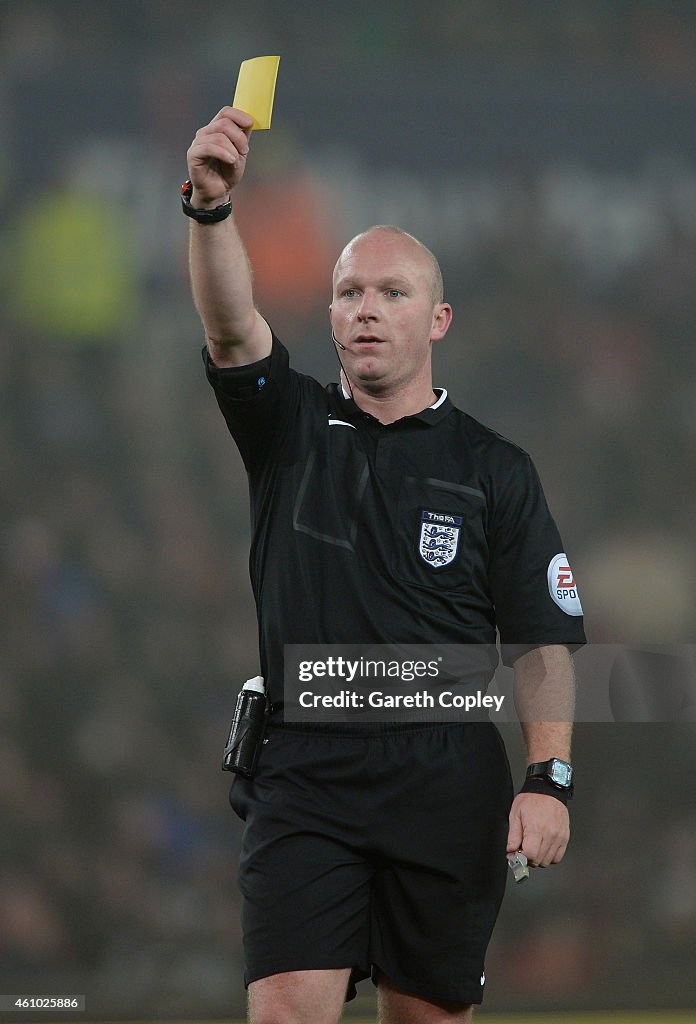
top-left (353, 334), bottom-right (384, 346)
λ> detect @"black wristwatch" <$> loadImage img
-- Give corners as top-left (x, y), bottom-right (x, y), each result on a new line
top-left (180, 179), bottom-right (232, 223)
top-left (526, 758), bottom-right (574, 792)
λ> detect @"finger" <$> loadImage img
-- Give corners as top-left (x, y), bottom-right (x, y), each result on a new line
top-left (195, 120), bottom-right (250, 157)
top-left (521, 829), bottom-right (544, 866)
top-left (506, 808), bottom-right (523, 856)
top-left (544, 824), bottom-right (569, 864)
top-left (536, 832), bottom-right (568, 867)
top-left (535, 844), bottom-right (554, 868)
top-left (188, 144), bottom-right (241, 171)
top-left (204, 118), bottom-right (251, 155)
top-left (189, 133), bottom-right (247, 166)
top-left (550, 839), bottom-right (568, 864)
top-left (209, 110), bottom-right (253, 148)
top-left (506, 837), bottom-right (521, 857)
top-left (213, 105), bottom-right (255, 130)
top-left (194, 129), bottom-right (247, 157)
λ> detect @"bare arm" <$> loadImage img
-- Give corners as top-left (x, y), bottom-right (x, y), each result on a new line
top-left (186, 106), bottom-right (272, 367)
top-left (506, 644), bottom-right (575, 867)
top-left (514, 644), bottom-right (574, 762)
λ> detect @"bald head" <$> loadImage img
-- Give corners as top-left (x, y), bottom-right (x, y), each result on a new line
top-left (333, 225), bottom-right (444, 307)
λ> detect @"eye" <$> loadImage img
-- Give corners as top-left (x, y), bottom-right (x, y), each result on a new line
top-left (342, 288), bottom-right (357, 298)
top-left (387, 289), bottom-right (403, 298)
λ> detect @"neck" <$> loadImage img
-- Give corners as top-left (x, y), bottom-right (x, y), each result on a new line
top-left (341, 371), bottom-right (437, 424)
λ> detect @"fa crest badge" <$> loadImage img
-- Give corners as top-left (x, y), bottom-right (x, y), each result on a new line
top-left (419, 510), bottom-right (463, 569)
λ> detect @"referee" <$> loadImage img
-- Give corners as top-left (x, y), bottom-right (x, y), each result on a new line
top-left (185, 107), bottom-right (586, 1024)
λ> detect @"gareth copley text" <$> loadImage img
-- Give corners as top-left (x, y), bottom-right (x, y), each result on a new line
top-left (298, 689), bottom-right (506, 713)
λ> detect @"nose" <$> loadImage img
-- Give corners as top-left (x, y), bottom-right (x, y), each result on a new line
top-left (357, 291), bottom-right (378, 322)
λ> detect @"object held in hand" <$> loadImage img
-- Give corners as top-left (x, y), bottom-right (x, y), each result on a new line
top-left (233, 55), bottom-right (280, 130)
top-left (508, 851), bottom-right (529, 883)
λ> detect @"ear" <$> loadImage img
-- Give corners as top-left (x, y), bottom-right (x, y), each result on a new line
top-left (430, 303), bottom-right (453, 343)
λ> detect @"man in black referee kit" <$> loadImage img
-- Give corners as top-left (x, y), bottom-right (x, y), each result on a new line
top-left (184, 106), bottom-right (586, 1024)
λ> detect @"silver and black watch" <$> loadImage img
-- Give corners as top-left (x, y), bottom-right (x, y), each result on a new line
top-left (526, 758), bottom-right (574, 791)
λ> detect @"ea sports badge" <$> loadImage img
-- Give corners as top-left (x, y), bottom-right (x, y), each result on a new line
top-left (547, 552), bottom-right (583, 616)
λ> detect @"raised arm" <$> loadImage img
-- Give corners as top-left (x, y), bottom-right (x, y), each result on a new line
top-left (186, 106), bottom-right (272, 367)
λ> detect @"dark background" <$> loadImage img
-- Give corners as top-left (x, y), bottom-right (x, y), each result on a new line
top-left (1, 1), bottom-right (695, 1017)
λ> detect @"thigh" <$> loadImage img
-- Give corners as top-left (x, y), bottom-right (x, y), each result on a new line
top-left (378, 975), bottom-right (473, 1024)
top-left (369, 724), bottom-right (513, 1006)
top-left (249, 968), bottom-right (351, 1024)
top-left (231, 729), bottom-right (374, 989)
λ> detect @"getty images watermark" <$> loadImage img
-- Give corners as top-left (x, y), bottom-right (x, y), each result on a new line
top-left (284, 644), bottom-right (696, 724)
top-left (285, 644), bottom-right (511, 724)
top-left (295, 653), bottom-right (505, 715)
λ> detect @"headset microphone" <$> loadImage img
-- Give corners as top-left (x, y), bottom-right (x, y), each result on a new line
top-left (330, 328), bottom-right (354, 400)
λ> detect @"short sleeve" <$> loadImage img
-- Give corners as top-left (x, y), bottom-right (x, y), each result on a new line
top-left (203, 332), bottom-right (299, 472)
top-left (488, 451), bottom-right (586, 666)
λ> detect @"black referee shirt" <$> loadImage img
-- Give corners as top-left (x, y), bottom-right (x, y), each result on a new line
top-left (205, 332), bottom-right (586, 711)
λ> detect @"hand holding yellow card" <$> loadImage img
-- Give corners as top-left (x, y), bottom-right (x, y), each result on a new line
top-left (233, 55), bottom-right (280, 130)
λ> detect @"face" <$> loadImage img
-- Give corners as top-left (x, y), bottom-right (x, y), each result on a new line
top-left (329, 231), bottom-right (452, 395)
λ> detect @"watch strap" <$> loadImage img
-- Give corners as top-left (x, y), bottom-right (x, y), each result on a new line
top-left (180, 180), bottom-right (232, 223)
top-left (520, 775), bottom-right (573, 805)
top-left (527, 760), bottom-right (559, 778)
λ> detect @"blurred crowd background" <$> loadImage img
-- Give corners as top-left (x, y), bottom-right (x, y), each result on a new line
top-left (2, 1), bottom-right (696, 1018)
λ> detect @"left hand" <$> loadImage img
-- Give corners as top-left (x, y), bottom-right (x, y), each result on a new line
top-left (506, 792), bottom-right (570, 867)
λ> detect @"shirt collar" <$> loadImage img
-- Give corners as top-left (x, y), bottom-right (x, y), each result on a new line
top-left (334, 385), bottom-right (452, 426)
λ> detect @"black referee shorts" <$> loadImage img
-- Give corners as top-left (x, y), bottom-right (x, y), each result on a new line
top-left (228, 721), bottom-right (513, 1006)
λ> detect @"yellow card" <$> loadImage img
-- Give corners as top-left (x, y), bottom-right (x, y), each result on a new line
top-left (233, 55), bottom-right (280, 130)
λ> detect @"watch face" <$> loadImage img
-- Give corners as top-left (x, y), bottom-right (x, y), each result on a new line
top-left (550, 759), bottom-right (572, 787)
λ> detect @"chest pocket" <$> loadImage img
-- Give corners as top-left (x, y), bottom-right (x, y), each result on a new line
top-left (392, 476), bottom-right (487, 594)
top-left (292, 425), bottom-right (369, 551)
